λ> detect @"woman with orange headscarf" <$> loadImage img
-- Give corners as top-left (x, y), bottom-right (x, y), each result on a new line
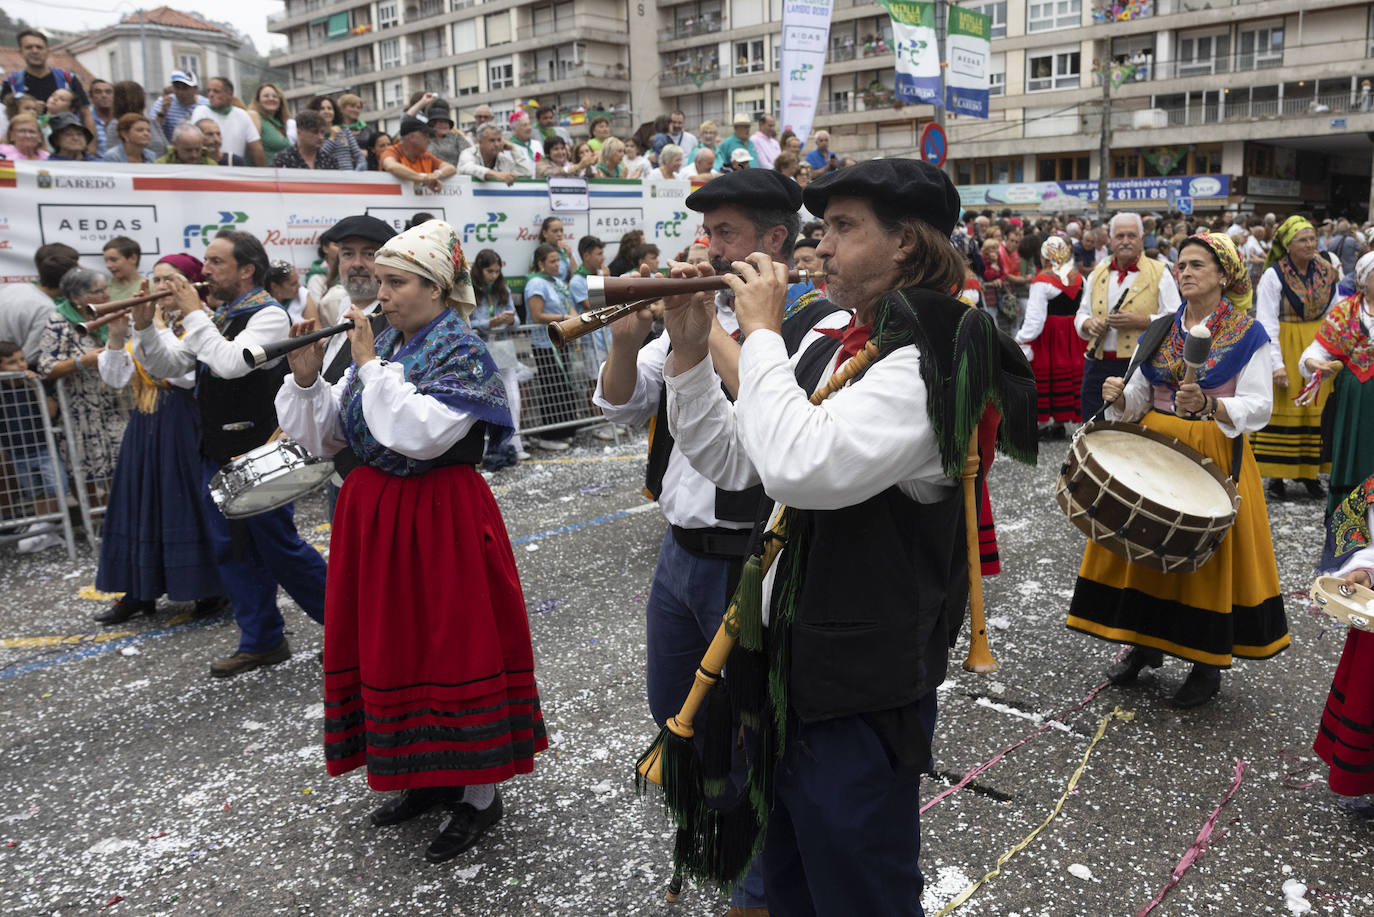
top-left (1068, 231), bottom-right (1288, 709)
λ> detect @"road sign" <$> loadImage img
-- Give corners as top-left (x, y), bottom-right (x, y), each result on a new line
top-left (1176, 197), bottom-right (1193, 215)
top-left (919, 122), bottom-right (947, 167)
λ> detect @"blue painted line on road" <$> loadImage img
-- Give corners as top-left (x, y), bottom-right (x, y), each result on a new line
top-left (0, 615), bottom-right (225, 680)
top-left (510, 503), bottom-right (657, 546)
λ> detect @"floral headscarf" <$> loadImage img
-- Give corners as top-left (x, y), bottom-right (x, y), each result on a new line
top-left (374, 219), bottom-right (477, 317)
top-left (1182, 229), bottom-right (1253, 313)
top-left (1040, 236), bottom-right (1073, 284)
top-left (1354, 250), bottom-right (1374, 294)
top-left (1261, 214), bottom-right (1315, 274)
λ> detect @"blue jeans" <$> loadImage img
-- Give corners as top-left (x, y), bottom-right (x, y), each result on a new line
top-left (763, 694), bottom-right (938, 916)
top-left (645, 528), bottom-right (766, 908)
top-left (11, 447), bottom-right (63, 500)
top-left (200, 460), bottom-right (327, 654)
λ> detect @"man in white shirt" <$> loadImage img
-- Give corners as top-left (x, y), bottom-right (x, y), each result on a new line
top-left (457, 123), bottom-right (532, 185)
top-left (656, 110), bottom-right (697, 158)
top-left (656, 157), bottom-right (1036, 913)
top-left (189, 76), bottom-right (266, 166)
top-left (594, 168), bottom-right (845, 913)
top-left (682, 147), bottom-right (718, 181)
top-left (131, 229), bottom-right (326, 676)
top-left (1075, 211), bottom-right (1180, 420)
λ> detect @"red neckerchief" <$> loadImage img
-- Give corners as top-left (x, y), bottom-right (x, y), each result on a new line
top-left (817, 315), bottom-right (873, 371)
top-left (1033, 270), bottom-right (1083, 300)
top-left (1110, 260), bottom-right (1139, 285)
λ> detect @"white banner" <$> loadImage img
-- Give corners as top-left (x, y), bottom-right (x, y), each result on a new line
top-left (945, 5), bottom-right (991, 118)
top-left (779, 0), bottom-right (834, 146)
top-left (883, 0), bottom-right (941, 107)
top-left (0, 161), bottom-right (698, 282)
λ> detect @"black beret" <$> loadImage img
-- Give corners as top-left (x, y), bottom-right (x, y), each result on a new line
top-left (686, 167), bottom-right (802, 214)
top-left (398, 116), bottom-right (430, 137)
top-left (793, 237), bottom-right (819, 250)
top-left (803, 158), bottom-right (960, 236)
top-left (321, 214), bottom-right (396, 246)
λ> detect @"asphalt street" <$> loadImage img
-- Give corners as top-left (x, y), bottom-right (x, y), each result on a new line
top-left (1, 427), bottom-right (1371, 916)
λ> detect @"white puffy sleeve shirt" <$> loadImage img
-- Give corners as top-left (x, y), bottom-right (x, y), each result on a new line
top-left (99, 333), bottom-right (196, 390)
top-left (1016, 280), bottom-right (1057, 357)
top-left (131, 307), bottom-right (290, 382)
top-left (1300, 306), bottom-right (1372, 381)
top-left (1256, 267), bottom-right (1343, 373)
top-left (1104, 345), bottom-right (1273, 438)
top-left (274, 360), bottom-right (478, 461)
top-left (664, 329), bottom-right (955, 510)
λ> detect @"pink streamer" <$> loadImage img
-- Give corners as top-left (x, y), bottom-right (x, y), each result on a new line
top-left (1133, 758), bottom-right (1248, 917)
top-left (921, 678), bottom-right (1113, 815)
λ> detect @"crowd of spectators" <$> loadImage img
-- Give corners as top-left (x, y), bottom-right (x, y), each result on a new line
top-left (1, 29), bottom-right (860, 192)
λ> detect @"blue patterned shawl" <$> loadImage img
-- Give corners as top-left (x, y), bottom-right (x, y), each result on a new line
top-left (1139, 300), bottom-right (1269, 391)
top-left (338, 308), bottom-right (513, 476)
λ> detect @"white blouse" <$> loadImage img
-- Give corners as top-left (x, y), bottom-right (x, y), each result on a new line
top-left (132, 307), bottom-right (290, 382)
top-left (1104, 345), bottom-right (1273, 438)
top-left (1299, 299), bottom-right (1371, 382)
top-left (274, 359), bottom-right (476, 462)
top-left (1015, 280), bottom-right (1064, 356)
top-left (98, 332), bottom-right (195, 390)
top-left (1255, 267), bottom-right (1343, 372)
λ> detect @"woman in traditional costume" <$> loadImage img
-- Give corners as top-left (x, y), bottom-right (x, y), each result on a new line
top-left (1016, 236), bottom-right (1084, 439)
top-left (1067, 231), bottom-right (1289, 708)
top-left (1313, 477), bottom-right (1374, 817)
top-left (275, 220), bottom-right (547, 863)
top-left (93, 255), bottom-right (227, 624)
top-left (1251, 215), bottom-right (1341, 500)
top-left (1301, 252), bottom-right (1374, 518)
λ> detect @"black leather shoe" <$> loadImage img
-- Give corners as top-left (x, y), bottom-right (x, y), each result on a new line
top-left (94, 598), bottom-right (155, 625)
top-left (192, 596), bottom-right (231, 619)
top-left (1170, 664), bottom-right (1221, 709)
top-left (369, 787), bottom-right (462, 827)
top-left (424, 792), bottom-right (503, 863)
top-left (1300, 478), bottom-right (1325, 500)
top-left (1266, 479), bottom-right (1287, 501)
top-left (1106, 646), bottom-right (1164, 686)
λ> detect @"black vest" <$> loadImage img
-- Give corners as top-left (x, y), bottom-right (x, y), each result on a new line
top-left (1047, 288), bottom-right (1080, 317)
top-left (198, 309), bottom-right (289, 466)
top-left (643, 296), bottom-right (843, 526)
top-left (321, 310), bottom-right (390, 481)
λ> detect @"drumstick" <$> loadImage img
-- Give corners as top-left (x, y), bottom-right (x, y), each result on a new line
top-left (1181, 324), bottom-right (1212, 386)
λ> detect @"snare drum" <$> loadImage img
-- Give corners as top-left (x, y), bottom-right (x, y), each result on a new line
top-left (1309, 576), bottom-right (1374, 630)
top-left (209, 440), bottom-right (335, 519)
top-left (1055, 421), bottom-right (1241, 574)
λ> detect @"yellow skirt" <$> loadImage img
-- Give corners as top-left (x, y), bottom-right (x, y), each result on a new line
top-left (1066, 412), bottom-right (1289, 667)
top-left (1249, 318), bottom-right (1331, 479)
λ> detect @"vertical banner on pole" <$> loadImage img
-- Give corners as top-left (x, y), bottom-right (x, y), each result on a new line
top-left (882, 1), bottom-right (941, 107)
top-left (779, 0), bottom-right (834, 145)
top-left (945, 5), bottom-right (991, 119)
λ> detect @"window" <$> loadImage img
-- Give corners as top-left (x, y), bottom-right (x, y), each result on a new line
top-left (488, 55), bottom-right (514, 90)
top-left (964, 1), bottom-right (1006, 39)
top-left (732, 0), bottom-right (765, 29)
top-left (1036, 154), bottom-right (1090, 181)
top-left (1176, 31), bottom-right (1229, 77)
top-left (955, 156), bottom-right (1023, 185)
top-left (378, 0), bottom-right (398, 30)
top-left (674, 1), bottom-right (724, 38)
top-left (1238, 26), bottom-right (1283, 70)
top-left (175, 50), bottom-right (205, 80)
top-left (735, 39), bottom-right (766, 75)
top-left (382, 78), bottom-right (404, 107)
top-left (988, 51), bottom-right (1004, 97)
top-left (452, 19), bottom-right (478, 53)
top-left (379, 37), bottom-right (401, 70)
top-left (456, 63), bottom-right (481, 95)
top-left (1112, 151), bottom-right (1142, 179)
top-left (1027, 49), bottom-right (1080, 91)
top-left (1027, 0), bottom-right (1080, 33)
top-left (485, 12), bottom-right (512, 46)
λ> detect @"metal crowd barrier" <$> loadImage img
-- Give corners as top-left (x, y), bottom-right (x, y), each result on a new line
top-left (54, 376), bottom-right (134, 544)
top-left (0, 371), bottom-right (78, 559)
top-left (501, 322), bottom-right (624, 441)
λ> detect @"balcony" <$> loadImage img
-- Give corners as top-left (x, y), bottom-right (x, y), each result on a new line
top-left (406, 46), bottom-right (448, 65)
top-left (518, 63), bottom-right (628, 85)
top-left (658, 16), bottom-right (723, 42)
top-left (661, 63), bottom-right (721, 87)
top-left (515, 14), bottom-right (629, 41)
top-left (1158, 90), bottom-right (1365, 127)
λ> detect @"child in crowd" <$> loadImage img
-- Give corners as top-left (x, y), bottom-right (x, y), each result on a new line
top-left (0, 341), bottom-right (66, 554)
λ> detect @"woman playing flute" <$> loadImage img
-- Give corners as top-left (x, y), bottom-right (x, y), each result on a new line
top-left (274, 220), bottom-right (547, 863)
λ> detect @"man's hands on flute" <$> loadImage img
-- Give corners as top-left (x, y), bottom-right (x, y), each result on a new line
top-left (286, 318), bottom-right (326, 388)
top-left (662, 260), bottom-right (718, 375)
top-left (723, 253), bottom-right (789, 340)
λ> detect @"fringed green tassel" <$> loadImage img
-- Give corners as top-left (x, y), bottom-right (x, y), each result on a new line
top-left (656, 728), bottom-right (706, 831)
top-left (726, 642), bottom-right (768, 730)
top-left (700, 679), bottom-right (734, 799)
top-left (728, 555), bottom-right (765, 653)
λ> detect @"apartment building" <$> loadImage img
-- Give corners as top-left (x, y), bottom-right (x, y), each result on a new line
top-left (271, 0), bottom-right (1374, 215)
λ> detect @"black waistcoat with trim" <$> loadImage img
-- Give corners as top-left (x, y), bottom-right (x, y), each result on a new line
top-left (199, 310), bottom-right (289, 466)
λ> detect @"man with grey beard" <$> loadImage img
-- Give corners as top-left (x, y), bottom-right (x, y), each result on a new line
top-left (309, 215), bottom-right (395, 515)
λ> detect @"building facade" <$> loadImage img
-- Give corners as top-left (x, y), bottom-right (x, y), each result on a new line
top-left (60, 7), bottom-right (244, 96)
top-left (271, 0), bottom-right (1374, 216)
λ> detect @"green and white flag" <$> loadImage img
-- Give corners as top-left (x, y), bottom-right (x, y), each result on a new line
top-left (882, 0), bottom-right (941, 106)
top-left (945, 5), bottom-right (991, 118)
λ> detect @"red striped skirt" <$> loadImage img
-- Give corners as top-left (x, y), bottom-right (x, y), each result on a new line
top-left (1314, 628), bottom-right (1374, 797)
top-left (1030, 314), bottom-right (1084, 423)
top-left (323, 464), bottom-right (547, 791)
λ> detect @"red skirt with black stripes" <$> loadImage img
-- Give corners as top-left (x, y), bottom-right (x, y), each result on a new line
top-left (322, 464), bottom-right (547, 791)
top-left (1029, 314), bottom-right (1083, 423)
top-left (1314, 628), bottom-right (1374, 797)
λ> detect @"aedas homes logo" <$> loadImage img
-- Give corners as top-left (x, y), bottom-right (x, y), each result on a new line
top-left (463, 212), bottom-right (506, 243)
top-left (183, 211), bottom-right (249, 249)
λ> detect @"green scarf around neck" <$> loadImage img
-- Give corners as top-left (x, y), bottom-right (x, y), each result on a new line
top-left (54, 295), bottom-right (107, 344)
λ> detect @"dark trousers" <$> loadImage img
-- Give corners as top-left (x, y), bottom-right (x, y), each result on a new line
top-left (762, 692), bottom-right (938, 917)
top-left (1080, 356), bottom-right (1130, 423)
top-left (200, 460), bottom-right (328, 654)
top-left (645, 528), bottom-right (765, 908)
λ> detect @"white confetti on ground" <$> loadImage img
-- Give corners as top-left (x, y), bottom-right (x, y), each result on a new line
top-left (1068, 863), bottom-right (1093, 881)
top-left (1282, 878), bottom-right (1312, 914)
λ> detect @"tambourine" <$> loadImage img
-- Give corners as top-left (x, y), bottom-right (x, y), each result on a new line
top-left (1309, 575), bottom-right (1374, 630)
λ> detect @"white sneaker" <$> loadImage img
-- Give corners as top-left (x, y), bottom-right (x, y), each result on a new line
top-left (529, 437), bottom-right (571, 452)
top-left (18, 531), bottom-right (64, 554)
top-left (515, 450), bottom-right (531, 462)
top-left (593, 425), bottom-right (617, 441)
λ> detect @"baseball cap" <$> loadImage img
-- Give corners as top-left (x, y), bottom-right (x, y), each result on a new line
top-left (730, 148), bottom-right (754, 164)
top-left (170, 69), bottom-right (198, 86)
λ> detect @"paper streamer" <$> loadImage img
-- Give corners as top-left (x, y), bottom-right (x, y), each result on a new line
top-left (1132, 758), bottom-right (1247, 917)
top-left (932, 706), bottom-right (1135, 916)
top-left (922, 678), bottom-right (1113, 815)
top-left (1293, 369), bottom-right (1322, 406)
